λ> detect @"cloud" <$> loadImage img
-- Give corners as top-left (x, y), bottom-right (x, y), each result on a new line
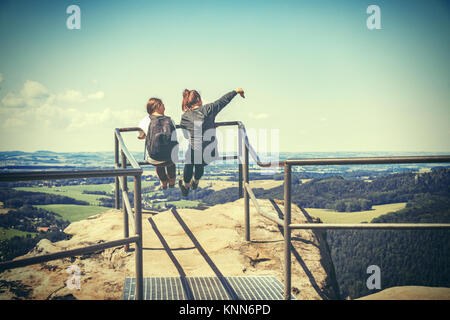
top-left (56, 89), bottom-right (104, 103)
top-left (1, 92), bottom-right (25, 108)
top-left (0, 80), bottom-right (135, 139)
top-left (249, 112), bottom-right (269, 120)
top-left (1, 80), bottom-right (50, 108)
top-left (2, 117), bottom-right (26, 128)
top-left (20, 80), bottom-right (49, 99)
top-left (0, 73), bottom-right (3, 83)
top-left (87, 91), bottom-right (104, 100)
top-left (1, 80), bottom-right (105, 109)
top-left (56, 89), bottom-right (84, 103)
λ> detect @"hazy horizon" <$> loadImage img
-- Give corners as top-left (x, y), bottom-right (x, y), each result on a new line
top-left (1, 0), bottom-right (449, 153)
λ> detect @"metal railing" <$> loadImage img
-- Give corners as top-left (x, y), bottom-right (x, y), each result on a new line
top-left (0, 131), bottom-right (144, 299)
top-left (235, 124), bottom-right (450, 299)
top-left (1, 120), bottom-right (450, 301)
top-left (117, 121), bottom-right (450, 300)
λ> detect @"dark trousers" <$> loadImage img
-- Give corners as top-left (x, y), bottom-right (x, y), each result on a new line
top-left (183, 148), bottom-right (206, 183)
top-left (183, 163), bottom-right (205, 183)
top-left (155, 162), bottom-right (176, 183)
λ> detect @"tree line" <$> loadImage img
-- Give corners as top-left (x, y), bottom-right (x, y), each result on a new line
top-left (328, 193), bottom-right (450, 299)
top-left (0, 188), bottom-right (89, 208)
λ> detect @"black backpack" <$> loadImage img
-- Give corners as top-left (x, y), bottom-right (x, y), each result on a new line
top-left (145, 115), bottom-right (178, 162)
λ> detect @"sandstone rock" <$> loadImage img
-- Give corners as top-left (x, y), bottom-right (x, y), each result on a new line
top-left (0, 198), bottom-right (341, 300)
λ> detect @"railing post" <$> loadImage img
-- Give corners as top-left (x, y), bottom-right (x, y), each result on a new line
top-left (243, 143), bottom-right (250, 241)
top-left (121, 151), bottom-right (129, 252)
top-left (134, 174), bottom-right (143, 300)
top-left (114, 133), bottom-right (120, 209)
top-left (283, 163), bottom-right (292, 300)
top-left (238, 127), bottom-right (243, 198)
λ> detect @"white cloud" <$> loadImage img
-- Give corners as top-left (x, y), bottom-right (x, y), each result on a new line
top-left (87, 91), bottom-right (104, 100)
top-left (249, 112), bottom-right (269, 120)
top-left (2, 117), bottom-right (26, 129)
top-left (57, 89), bottom-right (84, 103)
top-left (1, 80), bottom-right (105, 110)
top-left (20, 80), bottom-right (49, 99)
top-left (1, 80), bottom-right (50, 108)
top-left (1, 92), bottom-right (25, 108)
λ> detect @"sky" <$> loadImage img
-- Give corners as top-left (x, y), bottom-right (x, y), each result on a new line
top-left (0, 0), bottom-right (449, 153)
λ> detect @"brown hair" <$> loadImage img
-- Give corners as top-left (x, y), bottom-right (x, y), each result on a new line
top-left (182, 89), bottom-right (202, 112)
top-left (147, 98), bottom-right (163, 115)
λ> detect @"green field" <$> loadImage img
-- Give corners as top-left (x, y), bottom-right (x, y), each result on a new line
top-left (305, 203), bottom-right (407, 224)
top-left (35, 204), bottom-right (111, 223)
top-left (15, 181), bottom-right (157, 205)
top-left (166, 200), bottom-right (199, 208)
top-left (0, 227), bottom-right (37, 240)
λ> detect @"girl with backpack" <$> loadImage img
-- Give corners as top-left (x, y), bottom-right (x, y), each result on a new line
top-left (137, 98), bottom-right (178, 190)
top-left (178, 88), bottom-right (245, 196)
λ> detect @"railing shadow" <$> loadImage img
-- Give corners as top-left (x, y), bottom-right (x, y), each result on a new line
top-left (170, 207), bottom-right (240, 300)
top-left (269, 199), bottom-right (330, 300)
top-left (147, 217), bottom-right (195, 300)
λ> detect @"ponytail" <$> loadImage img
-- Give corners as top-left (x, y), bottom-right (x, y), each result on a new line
top-left (182, 89), bottom-right (202, 112)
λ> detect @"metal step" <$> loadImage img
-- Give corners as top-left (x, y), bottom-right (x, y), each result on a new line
top-left (122, 276), bottom-right (295, 300)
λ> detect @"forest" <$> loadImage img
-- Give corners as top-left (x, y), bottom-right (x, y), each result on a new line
top-left (328, 193), bottom-right (450, 299)
top-left (203, 168), bottom-right (450, 212)
top-left (201, 168), bottom-right (450, 299)
top-left (0, 189), bottom-right (73, 262)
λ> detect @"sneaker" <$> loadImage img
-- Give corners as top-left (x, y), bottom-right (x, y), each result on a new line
top-left (191, 179), bottom-right (199, 190)
top-left (178, 180), bottom-right (189, 197)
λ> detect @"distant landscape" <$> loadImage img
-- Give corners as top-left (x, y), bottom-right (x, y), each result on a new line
top-left (0, 150), bottom-right (449, 299)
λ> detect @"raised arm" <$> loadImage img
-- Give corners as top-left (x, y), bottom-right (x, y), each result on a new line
top-left (203, 88), bottom-right (245, 117)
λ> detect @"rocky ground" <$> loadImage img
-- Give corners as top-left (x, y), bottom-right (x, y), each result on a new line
top-left (0, 197), bottom-right (339, 300)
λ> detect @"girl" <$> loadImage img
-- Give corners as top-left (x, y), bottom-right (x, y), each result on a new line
top-left (179, 88), bottom-right (245, 196)
top-left (137, 98), bottom-right (178, 190)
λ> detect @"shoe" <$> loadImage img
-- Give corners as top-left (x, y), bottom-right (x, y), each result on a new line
top-left (178, 180), bottom-right (189, 197)
top-left (191, 179), bottom-right (199, 190)
top-left (168, 183), bottom-right (175, 188)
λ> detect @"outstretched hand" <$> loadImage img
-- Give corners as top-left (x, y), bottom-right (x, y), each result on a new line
top-left (235, 88), bottom-right (245, 98)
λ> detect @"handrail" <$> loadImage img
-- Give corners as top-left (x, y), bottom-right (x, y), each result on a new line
top-left (236, 121), bottom-right (284, 168)
top-left (284, 155), bottom-right (450, 166)
top-left (0, 236), bottom-right (139, 271)
top-left (114, 121), bottom-right (450, 301)
top-left (0, 165), bottom-right (143, 301)
top-left (115, 128), bottom-right (140, 169)
top-left (0, 168), bottom-right (142, 182)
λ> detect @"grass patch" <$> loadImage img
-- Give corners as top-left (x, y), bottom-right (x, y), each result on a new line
top-left (305, 203), bottom-right (407, 224)
top-left (15, 185), bottom-right (112, 205)
top-left (0, 227), bottom-right (37, 240)
top-left (34, 204), bottom-right (110, 223)
top-left (166, 200), bottom-right (200, 208)
top-left (16, 181), bottom-right (156, 206)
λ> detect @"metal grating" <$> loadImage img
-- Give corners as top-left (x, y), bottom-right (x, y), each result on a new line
top-left (122, 276), bottom-right (296, 300)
